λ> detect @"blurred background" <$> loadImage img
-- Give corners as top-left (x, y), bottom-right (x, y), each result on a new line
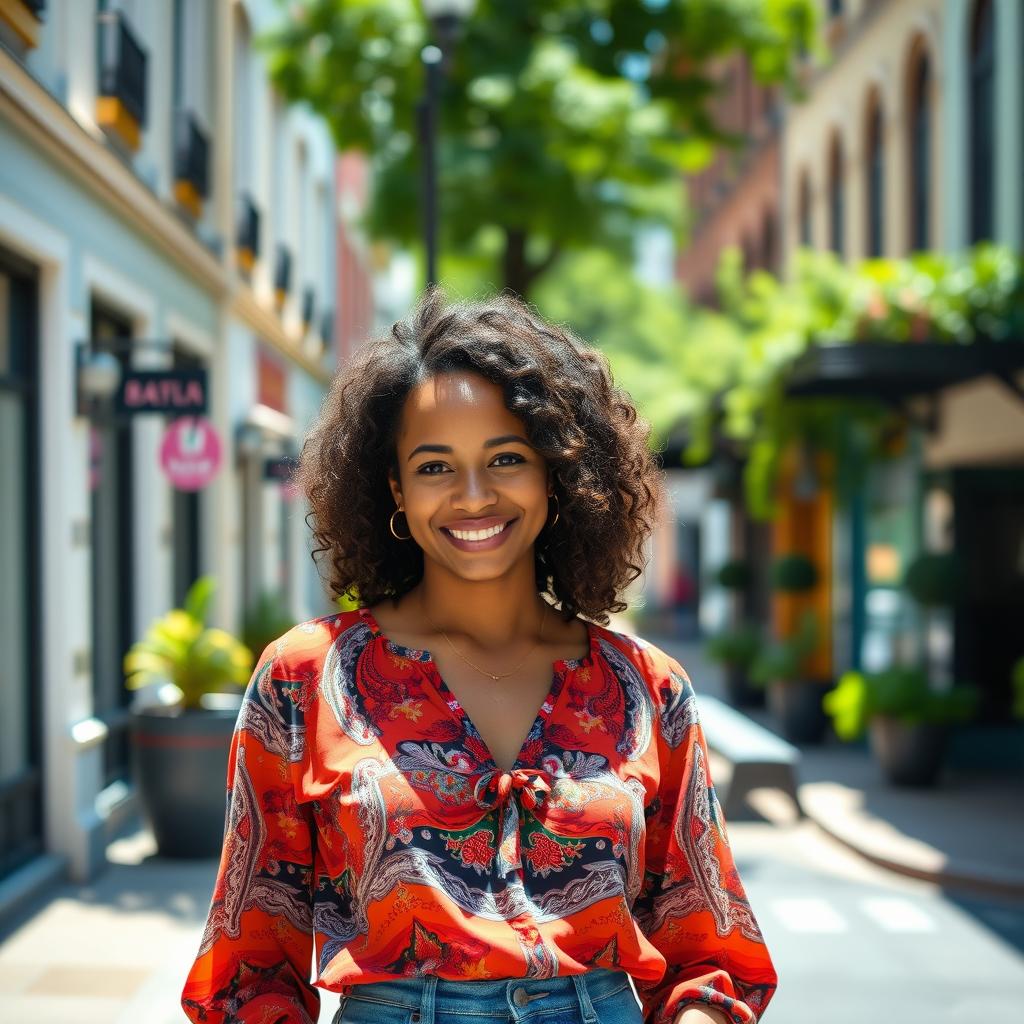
top-left (0, 0), bottom-right (1022, 1021)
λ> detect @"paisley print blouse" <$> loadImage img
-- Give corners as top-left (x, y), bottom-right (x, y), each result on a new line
top-left (180, 606), bottom-right (777, 1024)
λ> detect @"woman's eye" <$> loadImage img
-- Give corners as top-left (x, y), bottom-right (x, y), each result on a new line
top-left (492, 453), bottom-right (525, 467)
top-left (417, 463), bottom-right (447, 475)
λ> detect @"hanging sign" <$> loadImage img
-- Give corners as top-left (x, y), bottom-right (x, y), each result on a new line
top-left (159, 416), bottom-right (222, 491)
top-left (115, 369), bottom-right (208, 416)
top-left (263, 455), bottom-right (298, 482)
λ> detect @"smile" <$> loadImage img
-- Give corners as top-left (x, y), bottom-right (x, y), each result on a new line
top-left (441, 518), bottom-right (517, 551)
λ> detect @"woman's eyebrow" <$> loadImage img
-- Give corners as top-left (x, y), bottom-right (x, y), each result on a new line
top-left (407, 434), bottom-right (531, 461)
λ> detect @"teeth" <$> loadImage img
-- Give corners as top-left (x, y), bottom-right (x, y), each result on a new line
top-left (449, 521), bottom-right (510, 541)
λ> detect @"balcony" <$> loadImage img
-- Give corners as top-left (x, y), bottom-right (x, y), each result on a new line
top-left (173, 110), bottom-right (210, 219)
top-left (96, 9), bottom-right (148, 153)
top-left (0, 0), bottom-right (46, 50)
top-left (301, 286), bottom-right (316, 329)
top-left (274, 244), bottom-right (292, 311)
top-left (235, 193), bottom-right (260, 276)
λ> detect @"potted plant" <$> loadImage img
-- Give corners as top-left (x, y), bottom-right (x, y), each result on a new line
top-left (125, 576), bottom-right (254, 857)
top-left (823, 666), bottom-right (979, 786)
top-left (705, 623), bottom-right (763, 707)
top-left (241, 588), bottom-right (295, 667)
top-left (705, 558), bottom-right (764, 707)
top-left (749, 606), bottom-right (825, 743)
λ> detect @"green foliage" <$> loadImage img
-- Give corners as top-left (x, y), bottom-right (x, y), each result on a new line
top-left (749, 608), bottom-right (818, 686)
top-left (903, 553), bottom-right (961, 608)
top-left (823, 667), bottom-right (980, 742)
top-left (241, 590), bottom-right (296, 666)
top-left (714, 558), bottom-right (753, 591)
top-left (705, 623), bottom-right (761, 669)
top-left (262, 0), bottom-right (816, 293)
top-left (124, 577), bottom-right (254, 711)
top-left (1013, 657), bottom-right (1024, 720)
top-left (771, 553), bottom-right (818, 592)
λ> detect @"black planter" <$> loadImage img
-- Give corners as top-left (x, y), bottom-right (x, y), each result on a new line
top-left (766, 679), bottom-right (829, 744)
top-left (869, 716), bottom-right (949, 787)
top-left (722, 664), bottom-right (766, 708)
top-left (130, 704), bottom-right (240, 858)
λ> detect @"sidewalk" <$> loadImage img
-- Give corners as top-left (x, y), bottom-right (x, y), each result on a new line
top-left (638, 626), bottom-right (1024, 901)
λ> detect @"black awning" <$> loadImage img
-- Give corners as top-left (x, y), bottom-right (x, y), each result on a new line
top-left (784, 341), bottom-right (1024, 402)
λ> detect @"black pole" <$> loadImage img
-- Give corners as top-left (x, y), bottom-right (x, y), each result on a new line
top-left (418, 46), bottom-right (442, 288)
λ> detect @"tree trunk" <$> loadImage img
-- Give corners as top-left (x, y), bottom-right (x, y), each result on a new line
top-left (501, 228), bottom-right (561, 299)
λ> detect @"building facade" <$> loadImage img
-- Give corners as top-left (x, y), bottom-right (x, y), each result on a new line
top-left (0, 0), bottom-right (374, 908)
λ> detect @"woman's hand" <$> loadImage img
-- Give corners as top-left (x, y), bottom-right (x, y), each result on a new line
top-left (673, 1004), bottom-right (733, 1024)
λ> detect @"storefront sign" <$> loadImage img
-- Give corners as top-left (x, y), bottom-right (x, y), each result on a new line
top-left (159, 416), bottom-right (222, 491)
top-left (115, 369), bottom-right (208, 415)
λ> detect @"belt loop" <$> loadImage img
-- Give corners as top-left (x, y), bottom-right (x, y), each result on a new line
top-left (414, 973), bottom-right (437, 1024)
top-left (571, 973), bottom-right (598, 1024)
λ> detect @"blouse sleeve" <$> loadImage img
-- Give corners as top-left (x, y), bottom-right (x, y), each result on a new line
top-left (180, 642), bottom-right (320, 1024)
top-left (631, 653), bottom-right (778, 1024)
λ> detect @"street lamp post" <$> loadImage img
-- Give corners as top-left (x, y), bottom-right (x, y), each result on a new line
top-left (418, 0), bottom-right (476, 288)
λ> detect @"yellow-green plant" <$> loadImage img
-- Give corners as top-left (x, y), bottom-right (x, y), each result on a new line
top-left (124, 576), bottom-right (254, 711)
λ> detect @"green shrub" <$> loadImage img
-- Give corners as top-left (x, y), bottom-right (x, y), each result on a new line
top-left (241, 590), bottom-right (296, 663)
top-left (749, 609), bottom-right (818, 686)
top-left (705, 623), bottom-right (761, 669)
top-left (771, 553), bottom-right (819, 593)
top-left (823, 666), bottom-right (979, 742)
top-left (904, 553), bottom-right (961, 608)
top-left (714, 559), bottom-right (753, 591)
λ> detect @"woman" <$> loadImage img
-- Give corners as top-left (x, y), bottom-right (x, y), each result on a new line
top-left (181, 290), bottom-right (778, 1024)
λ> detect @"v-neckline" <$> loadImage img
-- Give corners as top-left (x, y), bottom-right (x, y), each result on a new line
top-left (357, 605), bottom-right (599, 773)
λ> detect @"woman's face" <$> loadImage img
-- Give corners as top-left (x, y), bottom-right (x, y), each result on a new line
top-left (388, 370), bottom-right (552, 583)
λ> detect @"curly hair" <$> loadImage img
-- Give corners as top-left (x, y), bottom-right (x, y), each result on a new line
top-left (297, 288), bottom-right (665, 625)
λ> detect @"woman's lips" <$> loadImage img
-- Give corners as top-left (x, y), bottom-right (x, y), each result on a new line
top-left (440, 517), bottom-right (517, 552)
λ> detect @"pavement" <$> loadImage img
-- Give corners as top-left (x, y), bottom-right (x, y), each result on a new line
top-left (1, 620), bottom-right (1022, 1024)
top-left (637, 625), bottom-right (1024, 901)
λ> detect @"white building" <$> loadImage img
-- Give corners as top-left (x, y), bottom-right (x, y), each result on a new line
top-left (0, 0), bottom-right (369, 905)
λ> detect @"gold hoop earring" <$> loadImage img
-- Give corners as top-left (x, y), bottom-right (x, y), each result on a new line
top-left (546, 493), bottom-right (560, 529)
top-left (389, 507), bottom-right (412, 540)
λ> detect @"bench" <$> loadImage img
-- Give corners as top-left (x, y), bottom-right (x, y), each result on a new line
top-left (695, 694), bottom-right (805, 822)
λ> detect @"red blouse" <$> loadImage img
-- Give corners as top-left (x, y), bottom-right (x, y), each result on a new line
top-left (181, 606), bottom-right (777, 1024)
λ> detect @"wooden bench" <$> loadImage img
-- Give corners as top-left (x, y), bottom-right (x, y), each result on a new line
top-left (695, 694), bottom-right (805, 822)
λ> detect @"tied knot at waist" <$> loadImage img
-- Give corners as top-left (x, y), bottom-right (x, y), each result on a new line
top-left (474, 767), bottom-right (553, 812)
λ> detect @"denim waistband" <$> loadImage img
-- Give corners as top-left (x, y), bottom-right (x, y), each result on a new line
top-left (336, 967), bottom-right (634, 1022)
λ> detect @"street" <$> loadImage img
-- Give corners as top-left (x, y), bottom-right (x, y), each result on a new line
top-left (2, 814), bottom-right (1022, 1023)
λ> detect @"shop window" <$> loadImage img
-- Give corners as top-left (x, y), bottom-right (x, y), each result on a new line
top-left (827, 131), bottom-right (845, 257)
top-left (969, 0), bottom-right (995, 243)
top-left (865, 90), bottom-right (885, 257)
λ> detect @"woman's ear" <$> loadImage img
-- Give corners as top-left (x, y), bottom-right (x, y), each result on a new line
top-left (387, 468), bottom-right (404, 509)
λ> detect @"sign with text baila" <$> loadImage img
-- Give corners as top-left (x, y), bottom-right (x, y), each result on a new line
top-left (115, 370), bottom-right (208, 416)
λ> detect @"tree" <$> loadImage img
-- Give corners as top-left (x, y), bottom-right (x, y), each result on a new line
top-left (264, 0), bottom-right (816, 297)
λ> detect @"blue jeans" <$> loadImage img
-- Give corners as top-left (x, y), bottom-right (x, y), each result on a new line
top-left (330, 967), bottom-right (644, 1024)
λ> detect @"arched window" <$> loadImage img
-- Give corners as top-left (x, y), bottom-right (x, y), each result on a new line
top-left (907, 40), bottom-right (932, 251)
top-left (865, 90), bottom-right (885, 257)
top-left (827, 132), bottom-right (845, 257)
top-left (762, 206), bottom-right (778, 275)
top-left (797, 170), bottom-right (812, 247)
top-left (969, 0), bottom-right (995, 242)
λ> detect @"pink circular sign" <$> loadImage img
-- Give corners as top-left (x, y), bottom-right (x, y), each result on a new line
top-left (160, 416), bottom-right (222, 491)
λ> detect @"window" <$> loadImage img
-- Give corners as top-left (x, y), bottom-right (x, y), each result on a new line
top-left (798, 170), bottom-right (813, 247)
top-left (865, 91), bottom-right (885, 257)
top-left (907, 42), bottom-right (932, 251)
top-left (827, 132), bottom-right (845, 257)
top-left (969, 0), bottom-right (995, 243)
top-left (762, 206), bottom-right (778, 274)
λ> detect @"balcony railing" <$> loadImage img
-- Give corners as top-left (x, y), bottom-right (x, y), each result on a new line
top-left (173, 109), bottom-right (210, 218)
top-left (274, 245), bottom-right (292, 307)
top-left (301, 286), bottom-right (316, 327)
top-left (2, 0), bottom-right (47, 51)
top-left (235, 193), bottom-right (260, 274)
top-left (96, 9), bottom-right (148, 151)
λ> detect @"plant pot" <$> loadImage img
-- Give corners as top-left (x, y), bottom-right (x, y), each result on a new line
top-left (130, 703), bottom-right (241, 858)
top-left (722, 664), bottom-right (766, 709)
top-left (766, 679), bottom-right (828, 744)
top-left (868, 716), bottom-right (949, 787)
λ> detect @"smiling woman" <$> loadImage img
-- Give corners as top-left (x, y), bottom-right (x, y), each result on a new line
top-left (181, 288), bottom-right (779, 1024)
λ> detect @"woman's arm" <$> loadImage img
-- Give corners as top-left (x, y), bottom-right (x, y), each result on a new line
top-left (180, 643), bottom-right (320, 1024)
top-left (631, 651), bottom-right (778, 1024)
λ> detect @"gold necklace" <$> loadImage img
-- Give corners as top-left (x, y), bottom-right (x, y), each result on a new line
top-left (421, 602), bottom-right (547, 681)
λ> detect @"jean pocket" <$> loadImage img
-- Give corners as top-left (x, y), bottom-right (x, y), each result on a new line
top-left (591, 983), bottom-right (644, 1024)
top-left (335, 994), bottom-right (422, 1024)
